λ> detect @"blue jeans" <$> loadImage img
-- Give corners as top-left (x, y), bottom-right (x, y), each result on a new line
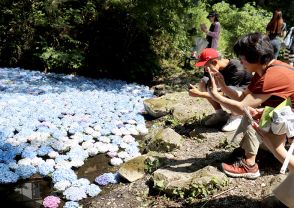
top-left (270, 38), bottom-right (281, 59)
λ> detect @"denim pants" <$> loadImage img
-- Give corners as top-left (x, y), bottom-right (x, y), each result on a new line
top-left (270, 38), bottom-right (282, 59)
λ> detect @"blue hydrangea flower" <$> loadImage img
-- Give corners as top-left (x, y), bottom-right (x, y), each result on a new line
top-left (38, 163), bottom-right (54, 176)
top-left (21, 149), bottom-right (37, 159)
top-left (0, 169), bottom-right (19, 183)
top-left (52, 169), bottom-right (77, 183)
top-left (86, 184), bottom-right (101, 197)
top-left (37, 146), bottom-right (53, 156)
top-left (95, 172), bottom-right (120, 186)
top-left (54, 155), bottom-right (69, 163)
top-left (63, 201), bottom-right (80, 208)
top-left (15, 165), bottom-right (37, 179)
top-left (63, 186), bottom-right (87, 201)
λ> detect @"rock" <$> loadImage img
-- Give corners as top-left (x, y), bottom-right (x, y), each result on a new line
top-left (118, 152), bottom-right (166, 182)
top-left (145, 127), bottom-right (183, 152)
top-left (152, 165), bottom-right (228, 197)
top-left (143, 91), bottom-right (213, 121)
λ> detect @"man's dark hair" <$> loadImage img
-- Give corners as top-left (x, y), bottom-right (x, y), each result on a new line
top-left (233, 32), bottom-right (274, 64)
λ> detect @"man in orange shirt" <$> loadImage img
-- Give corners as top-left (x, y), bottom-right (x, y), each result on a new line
top-left (207, 32), bottom-right (294, 179)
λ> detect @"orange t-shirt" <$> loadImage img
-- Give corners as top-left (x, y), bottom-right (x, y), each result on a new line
top-left (248, 60), bottom-right (294, 109)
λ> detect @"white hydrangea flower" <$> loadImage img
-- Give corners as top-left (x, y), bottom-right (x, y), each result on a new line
top-left (54, 180), bottom-right (71, 191)
top-left (91, 131), bottom-right (101, 138)
top-left (128, 127), bottom-right (139, 136)
top-left (31, 157), bottom-right (45, 166)
top-left (119, 142), bottom-right (128, 149)
top-left (136, 124), bottom-right (148, 135)
top-left (84, 127), bottom-right (94, 135)
top-left (108, 144), bottom-right (119, 152)
top-left (6, 137), bottom-right (20, 146)
top-left (127, 119), bottom-right (137, 125)
top-left (82, 141), bottom-right (94, 150)
top-left (111, 128), bottom-right (122, 136)
top-left (71, 160), bottom-right (84, 168)
top-left (18, 158), bottom-right (32, 166)
top-left (48, 151), bottom-right (59, 158)
top-left (87, 148), bottom-right (99, 156)
top-left (46, 159), bottom-right (56, 167)
top-left (117, 151), bottom-right (130, 159)
top-left (120, 127), bottom-right (130, 136)
top-left (110, 157), bottom-right (123, 166)
top-left (122, 135), bottom-right (135, 143)
top-left (55, 160), bottom-right (72, 169)
top-left (95, 142), bottom-right (109, 153)
top-left (98, 136), bottom-right (110, 143)
top-left (93, 124), bottom-right (101, 131)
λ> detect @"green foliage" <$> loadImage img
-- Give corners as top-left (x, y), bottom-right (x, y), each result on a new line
top-left (0, 0), bottom-right (285, 80)
top-left (189, 177), bottom-right (228, 198)
top-left (212, 2), bottom-right (271, 56)
top-left (39, 47), bottom-right (84, 71)
top-left (144, 157), bottom-right (162, 174)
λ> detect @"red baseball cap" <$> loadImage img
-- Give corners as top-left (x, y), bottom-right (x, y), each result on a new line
top-left (195, 48), bottom-right (219, 67)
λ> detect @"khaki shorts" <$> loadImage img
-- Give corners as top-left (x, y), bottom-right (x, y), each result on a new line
top-left (230, 116), bottom-right (262, 155)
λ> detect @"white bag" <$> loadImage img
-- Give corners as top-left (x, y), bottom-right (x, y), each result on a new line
top-left (271, 106), bottom-right (294, 138)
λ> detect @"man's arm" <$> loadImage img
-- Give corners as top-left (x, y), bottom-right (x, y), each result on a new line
top-left (209, 90), bottom-right (271, 115)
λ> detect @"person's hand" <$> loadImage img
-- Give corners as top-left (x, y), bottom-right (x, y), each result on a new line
top-left (188, 84), bottom-right (202, 97)
top-left (252, 121), bottom-right (268, 141)
top-left (248, 106), bottom-right (263, 121)
top-left (206, 67), bottom-right (219, 97)
top-left (213, 71), bottom-right (226, 88)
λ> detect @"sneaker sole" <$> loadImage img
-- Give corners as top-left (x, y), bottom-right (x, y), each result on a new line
top-left (222, 164), bottom-right (261, 179)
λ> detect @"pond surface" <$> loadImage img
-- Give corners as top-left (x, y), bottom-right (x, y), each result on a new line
top-left (0, 154), bottom-right (116, 207)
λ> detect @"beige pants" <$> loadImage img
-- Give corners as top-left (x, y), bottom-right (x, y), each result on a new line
top-left (230, 116), bottom-right (262, 155)
top-left (274, 173), bottom-right (294, 208)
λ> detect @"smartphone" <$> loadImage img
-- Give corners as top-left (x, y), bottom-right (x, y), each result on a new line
top-left (243, 106), bottom-right (254, 124)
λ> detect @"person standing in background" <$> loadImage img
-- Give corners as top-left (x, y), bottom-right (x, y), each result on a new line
top-left (200, 11), bottom-right (221, 49)
top-left (266, 9), bottom-right (286, 59)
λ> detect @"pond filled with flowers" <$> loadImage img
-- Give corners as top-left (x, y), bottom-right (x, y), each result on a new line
top-left (0, 68), bottom-right (153, 207)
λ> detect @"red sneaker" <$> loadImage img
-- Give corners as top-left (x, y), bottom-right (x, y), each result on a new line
top-left (222, 159), bottom-right (260, 179)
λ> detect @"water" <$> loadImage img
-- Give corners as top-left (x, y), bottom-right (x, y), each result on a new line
top-left (0, 154), bottom-right (117, 207)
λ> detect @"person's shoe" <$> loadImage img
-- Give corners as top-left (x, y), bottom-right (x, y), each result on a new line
top-left (221, 159), bottom-right (260, 179)
top-left (221, 115), bottom-right (242, 132)
top-left (205, 111), bottom-right (229, 126)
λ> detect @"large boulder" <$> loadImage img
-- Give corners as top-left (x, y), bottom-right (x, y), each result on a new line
top-left (118, 152), bottom-right (166, 182)
top-left (144, 127), bottom-right (183, 152)
top-left (143, 92), bottom-right (213, 122)
top-left (152, 165), bottom-right (228, 197)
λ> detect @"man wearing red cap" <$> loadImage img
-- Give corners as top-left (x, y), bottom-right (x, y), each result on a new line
top-left (189, 48), bottom-right (252, 131)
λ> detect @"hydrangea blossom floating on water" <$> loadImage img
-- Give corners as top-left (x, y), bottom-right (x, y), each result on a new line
top-left (0, 67), bottom-right (153, 202)
top-left (95, 172), bottom-right (120, 186)
top-left (42, 195), bottom-right (61, 208)
top-left (63, 201), bottom-right (80, 208)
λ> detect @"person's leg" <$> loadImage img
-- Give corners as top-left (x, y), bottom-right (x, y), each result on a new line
top-left (221, 86), bottom-right (243, 132)
top-left (199, 78), bottom-right (229, 126)
top-left (270, 38), bottom-right (281, 59)
top-left (222, 116), bottom-right (261, 179)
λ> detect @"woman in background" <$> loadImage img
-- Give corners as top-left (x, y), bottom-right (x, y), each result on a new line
top-left (200, 11), bottom-right (220, 49)
top-left (266, 9), bottom-right (286, 59)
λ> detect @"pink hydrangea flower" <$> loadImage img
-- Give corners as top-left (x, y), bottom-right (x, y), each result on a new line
top-left (43, 195), bottom-right (61, 208)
